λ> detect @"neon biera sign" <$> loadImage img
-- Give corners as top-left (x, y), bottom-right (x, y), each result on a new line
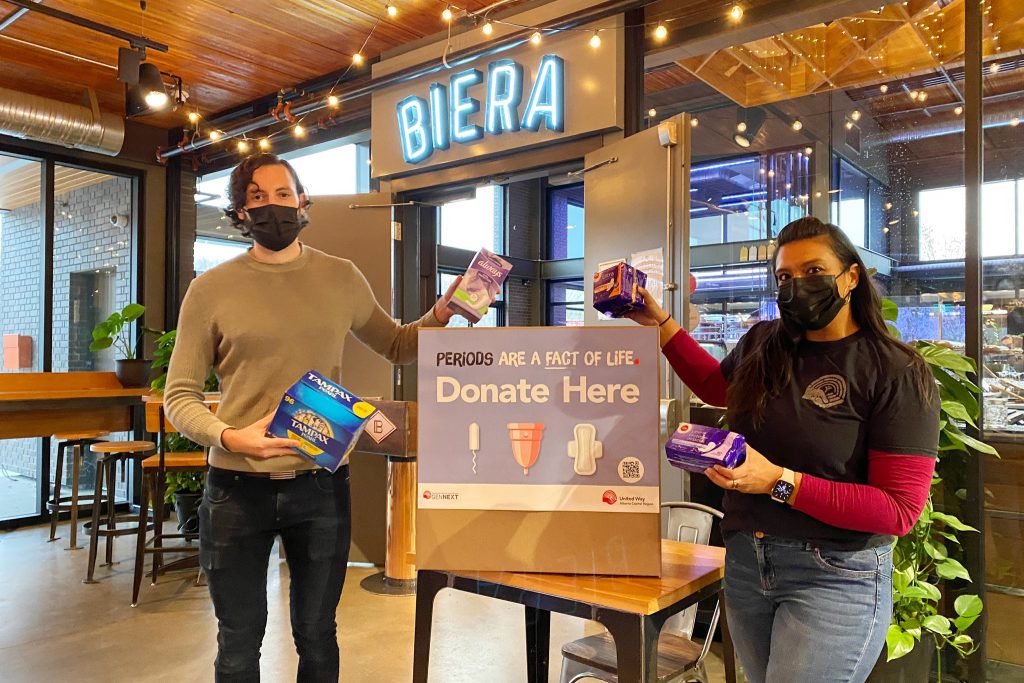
top-left (396, 54), bottom-right (565, 165)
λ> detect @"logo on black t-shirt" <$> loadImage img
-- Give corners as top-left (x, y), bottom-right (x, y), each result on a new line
top-left (802, 374), bottom-right (848, 409)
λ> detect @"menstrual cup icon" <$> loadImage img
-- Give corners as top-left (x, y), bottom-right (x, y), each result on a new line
top-left (507, 423), bottom-right (544, 475)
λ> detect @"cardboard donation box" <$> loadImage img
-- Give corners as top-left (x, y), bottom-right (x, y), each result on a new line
top-left (418, 327), bottom-right (662, 576)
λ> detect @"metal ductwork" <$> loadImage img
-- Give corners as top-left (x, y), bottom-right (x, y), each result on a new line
top-left (866, 100), bottom-right (1024, 148)
top-left (0, 86), bottom-right (125, 156)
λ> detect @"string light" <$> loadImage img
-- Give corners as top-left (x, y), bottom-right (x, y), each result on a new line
top-left (990, 62), bottom-right (1000, 74)
top-left (530, 31), bottom-right (542, 45)
top-left (954, 105), bottom-right (963, 115)
top-left (791, 118), bottom-right (803, 131)
top-left (386, 3), bottom-right (397, 18)
top-left (918, 92), bottom-right (928, 102)
top-left (237, 139), bottom-right (250, 153)
top-left (729, 4), bottom-right (744, 22)
top-left (590, 31), bottom-right (601, 48)
top-left (442, 6), bottom-right (453, 22)
top-left (1012, 118), bottom-right (1021, 128)
top-left (654, 24), bottom-right (668, 41)
top-left (259, 138), bottom-right (271, 151)
top-left (648, 108), bottom-right (657, 117)
top-left (328, 94), bottom-right (339, 108)
top-left (880, 84), bottom-right (889, 94)
top-left (187, 111), bottom-right (200, 125)
top-left (353, 52), bottom-right (364, 65)
top-left (851, 110), bottom-right (862, 121)
top-left (909, 90), bottom-right (919, 101)
top-left (293, 124), bottom-right (306, 138)
top-left (736, 121), bottom-right (747, 133)
top-left (209, 130), bottom-right (222, 141)
top-left (690, 117), bottom-right (699, 127)
top-left (482, 21), bottom-right (493, 36)
top-left (845, 120), bottom-right (854, 130)
top-left (804, 146), bottom-right (813, 155)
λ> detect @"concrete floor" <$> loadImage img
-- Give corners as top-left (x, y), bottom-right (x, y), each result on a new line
top-left (0, 520), bottom-right (727, 682)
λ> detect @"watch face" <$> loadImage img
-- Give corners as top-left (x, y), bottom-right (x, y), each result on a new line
top-left (771, 480), bottom-right (795, 501)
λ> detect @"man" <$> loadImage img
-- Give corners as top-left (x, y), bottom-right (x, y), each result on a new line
top-left (165, 153), bottom-right (465, 681)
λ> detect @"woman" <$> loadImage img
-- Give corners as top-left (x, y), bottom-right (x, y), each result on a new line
top-left (626, 217), bottom-right (938, 683)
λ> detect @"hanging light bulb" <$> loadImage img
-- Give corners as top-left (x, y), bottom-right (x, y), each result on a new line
top-left (187, 111), bottom-right (200, 125)
top-left (851, 110), bottom-right (862, 121)
top-left (237, 139), bottom-right (250, 153)
top-left (328, 94), bottom-right (339, 108)
top-left (386, 3), bottom-right (397, 18)
top-left (482, 21), bottom-right (493, 36)
top-left (209, 130), bottom-right (223, 141)
top-left (690, 117), bottom-right (699, 127)
top-left (648, 108), bottom-right (657, 117)
top-left (293, 124), bottom-right (306, 138)
top-left (804, 146), bottom-right (813, 155)
top-left (909, 90), bottom-right (919, 101)
top-left (1012, 117), bottom-right (1021, 127)
top-left (590, 31), bottom-right (601, 48)
top-left (884, 201), bottom-right (893, 210)
top-left (845, 120), bottom-right (854, 130)
top-left (654, 24), bottom-right (668, 41)
top-left (259, 137), bottom-right (271, 151)
top-left (353, 52), bottom-right (364, 65)
top-left (954, 105), bottom-right (963, 115)
top-left (531, 31), bottom-right (542, 45)
top-left (736, 121), bottom-right (747, 133)
top-left (918, 91), bottom-right (928, 102)
top-left (728, 4), bottom-right (744, 22)
top-left (791, 118), bottom-right (803, 131)
top-left (990, 62), bottom-right (1000, 74)
top-left (442, 6), bottom-right (453, 22)
top-left (880, 84), bottom-right (889, 94)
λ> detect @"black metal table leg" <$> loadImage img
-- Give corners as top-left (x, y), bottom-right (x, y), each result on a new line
top-left (48, 440), bottom-right (66, 542)
top-left (84, 455), bottom-right (106, 584)
top-left (67, 442), bottom-right (83, 550)
top-left (412, 569), bottom-right (448, 683)
top-left (131, 471), bottom-right (151, 607)
top-left (597, 610), bottom-right (661, 683)
top-left (525, 605), bottom-right (551, 683)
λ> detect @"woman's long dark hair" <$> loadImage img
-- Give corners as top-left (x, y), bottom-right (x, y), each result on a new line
top-left (728, 216), bottom-right (935, 426)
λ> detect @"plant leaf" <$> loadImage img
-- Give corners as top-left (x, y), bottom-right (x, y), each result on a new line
top-left (952, 634), bottom-right (974, 646)
top-left (942, 424), bottom-right (1000, 456)
top-left (900, 586), bottom-right (932, 600)
top-left (89, 338), bottom-right (113, 352)
top-left (954, 615), bottom-right (979, 632)
top-left (954, 594), bottom-right (984, 618)
top-left (941, 400), bottom-right (977, 428)
top-left (886, 322), bottom-right (902, 339)
top-left (886, 625), bottom-right (917, 661)
top-left (917, 581), bottom-right (942, 602)
top-left (931, 511), bottom-right (978, 533)
top-left (935, 558), bottom-right (972, 582)
top-left (917, 343), bottom-right (976, 373)
top-left (922, 614), bottom-right (952, 635)
top-left (121, 303), bottom-right (145, 322)
top-left (882, 298), bottom-right (900, 323)
top-left (923, 541), bottom-right (949, 560)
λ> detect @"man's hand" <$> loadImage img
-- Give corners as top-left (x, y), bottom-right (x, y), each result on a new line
top-left (220, 411), bottom-right (297, 458)
top-left (433, 275), bottom-right (468, 325)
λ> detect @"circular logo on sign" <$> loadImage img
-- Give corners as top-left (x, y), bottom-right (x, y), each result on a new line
top-left (423, 491), bottom-right (432, 499)
top-left (618, 457), bottom-right (644, 484)
top-left (602, 490), bottom-right (618, 505)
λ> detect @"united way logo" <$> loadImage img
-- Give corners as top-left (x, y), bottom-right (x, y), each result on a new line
top-left (802, 374), bottom-right (848, 409)
top-left (602, 490), bottom-right (618, 505)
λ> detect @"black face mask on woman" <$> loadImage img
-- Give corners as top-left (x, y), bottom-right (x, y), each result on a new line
top-left (243, 204), bottom-right (308, 251)
top-left (777, 272), bottom-right (850, 331)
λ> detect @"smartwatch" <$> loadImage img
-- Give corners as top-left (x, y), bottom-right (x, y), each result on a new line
top-left (770, 468), bottom-right (796, 504)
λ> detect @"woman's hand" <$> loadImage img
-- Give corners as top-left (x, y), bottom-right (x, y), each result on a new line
top-left (621, 287), bottom-right (668, 327)
top-left (220, 411), bottom-right (298, 458)
top-left (704, 444), bottom-right (784, 495)
top-left (433, 275), bottom-right (464, 325)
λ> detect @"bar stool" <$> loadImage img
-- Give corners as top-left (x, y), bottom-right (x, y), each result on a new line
top-left (84, 440), bottom-right (156, 584)
top-left (48, 431), bottom-right (108, 549)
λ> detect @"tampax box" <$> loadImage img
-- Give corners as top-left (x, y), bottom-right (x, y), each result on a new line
top-left (268, 370), bottom-right (377, 473)
top-left (593, 262), bottom-right (647, 318)
top-left (448, 248), bottom-right (513, 323)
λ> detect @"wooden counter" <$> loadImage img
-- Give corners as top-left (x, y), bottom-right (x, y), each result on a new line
top-left (0, 372), bottom-right (149, 439)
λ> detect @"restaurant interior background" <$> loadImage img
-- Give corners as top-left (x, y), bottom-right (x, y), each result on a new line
top-left (1, 0), bottom-right (1022, 679)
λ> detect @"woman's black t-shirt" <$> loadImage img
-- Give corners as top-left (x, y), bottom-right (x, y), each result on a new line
top-left (719, 322), bottom-right (939, 550)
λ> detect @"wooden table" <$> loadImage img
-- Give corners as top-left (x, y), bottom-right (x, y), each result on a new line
top-left (0, 372), bottom-right (149, 439)
top-left (413, 539), bottom-right (734, 683)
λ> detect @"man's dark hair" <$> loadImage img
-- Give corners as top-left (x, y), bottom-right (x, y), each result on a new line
top-left (223, 153), bottom-right (311, 235)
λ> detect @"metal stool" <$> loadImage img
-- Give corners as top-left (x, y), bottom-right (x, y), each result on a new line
top-left (47, 432), bottom-right (108, 549)
top-left (84, 440), bottom-right (156, 584)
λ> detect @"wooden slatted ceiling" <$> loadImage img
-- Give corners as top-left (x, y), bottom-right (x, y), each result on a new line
top-left (0, 0), bottom-right (493, 128)
top-left (0, 161), bottom-right (117, 211)
top-left (672, 0), bottom-right (1024, 108)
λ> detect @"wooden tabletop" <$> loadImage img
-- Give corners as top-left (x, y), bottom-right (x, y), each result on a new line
top-left (443, 539), bottom-right (725, 616)
top-left (0, 388), bottom-right (150, 402)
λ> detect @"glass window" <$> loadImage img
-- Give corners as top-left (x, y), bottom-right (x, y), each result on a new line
top-left (547, 280), bottom-right (584, 326)
top-left (195, 237), bottom-right (249, 275)
top-left (438, 185), bottom-right (504, 253)
top-left (548, 184), bottom-right (584, 259)
top-left (281, 141), bottom-right (363, 196)
top-left (919, 181), bottom-right (1021, 261)
top-left (439, 271), bottom-right (503, 327)
top-left (834, 158), bottom-right (868, 247)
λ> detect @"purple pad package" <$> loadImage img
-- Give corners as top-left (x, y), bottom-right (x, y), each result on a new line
top-left (447, 248), bottom-right (513, 323)
top-left (665, 423), bottom-right (747, 474)
top-left (593, 262), bottom-right (648, 318)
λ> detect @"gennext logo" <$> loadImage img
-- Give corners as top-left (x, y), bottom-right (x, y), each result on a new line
top-left (397, 54), bottom-right (565, 165)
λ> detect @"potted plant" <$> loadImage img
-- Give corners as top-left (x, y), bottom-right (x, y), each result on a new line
top-left (868, 301), bottom-right (997, 682)
top-left (89, 302), bottom-right (155, 387)
top-left (150, 328), bottom-right (218, 534)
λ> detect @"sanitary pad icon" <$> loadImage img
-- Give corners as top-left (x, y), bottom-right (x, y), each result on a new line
top-left (568, 423), bottom-right (603, 476)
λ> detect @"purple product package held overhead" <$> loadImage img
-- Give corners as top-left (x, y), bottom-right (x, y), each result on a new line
top-left (665, 423), bottom-right (747, 474)
top-left (447, 248), bottom-right (513, 323)
top-left (593, 262), bottom-right (647, 318)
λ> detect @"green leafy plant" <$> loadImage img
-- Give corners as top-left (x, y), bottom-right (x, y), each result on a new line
top-left (89, 303), bottom-right (153, 360)
top-left (150, 329), bottom-right (219, 394)
top-left (164, 469), bottom-right (204, 505)
top-left (882, 300), bottom-right (997, 678)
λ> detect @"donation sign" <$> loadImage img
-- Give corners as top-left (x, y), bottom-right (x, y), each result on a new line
top-left (418, 326), bottom-right (660, 514)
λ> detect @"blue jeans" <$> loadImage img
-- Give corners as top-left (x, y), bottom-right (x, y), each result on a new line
top-left (199, 466), bottom-right (352, 682)
top-left (724, 532), bottom-right (893, 683)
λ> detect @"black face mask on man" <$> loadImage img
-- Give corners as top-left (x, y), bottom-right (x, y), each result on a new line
top-left (777, 272), bottom-right (851, 331)
top-left (243, 204), bottom-right (308, 251)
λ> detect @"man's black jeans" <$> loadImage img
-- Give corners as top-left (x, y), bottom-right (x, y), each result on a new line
top-left (199, 465), bottom-right (352, 682)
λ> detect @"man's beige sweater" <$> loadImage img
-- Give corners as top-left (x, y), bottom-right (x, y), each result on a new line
top-left (164, 244), bottom-right (440, 472)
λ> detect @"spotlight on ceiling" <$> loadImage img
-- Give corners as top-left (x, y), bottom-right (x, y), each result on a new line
top-left (733, 107), bottom-right (766, 148)
top-left (125, 62), bottom-right (172, 117)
